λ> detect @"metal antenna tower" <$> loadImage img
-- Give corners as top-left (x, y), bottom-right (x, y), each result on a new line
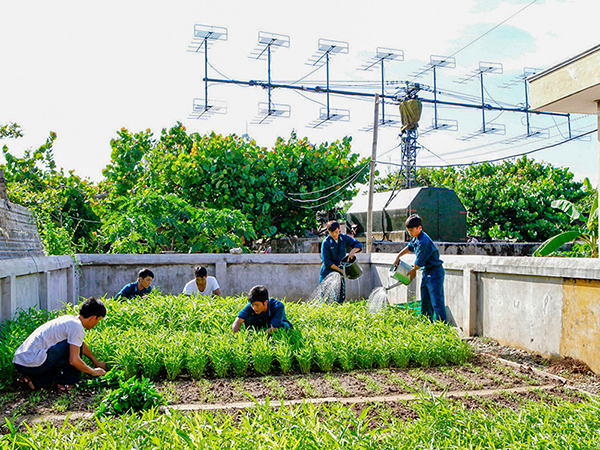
top-left (359, 47), bottom-right (404, 127)
top-left (306, 39), bottom-right (350, 128)
top-left (409, 55), bottom-right (459, 132)
top-left (189, 25), bottom-right (575, 179)
top-left (456, 61), bottom-right (504, 139)
top-left (398, 83), bottom-right (421, 188)
top-left (249, 31), bottom-right (291, 124)
top-left (187, 25), bottom-right (228, 119)
top-left (498, 66), bottom-right (568, 140)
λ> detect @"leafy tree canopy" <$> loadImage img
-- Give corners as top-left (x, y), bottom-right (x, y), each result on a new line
top-left (375, 156), bottom-right (587, 242)
top-left (2, 132), bottom-right (100, 254)
top-left (99, 191), bottom-right (255, 254)
top-left (101, 123), bottom-right (369, 238)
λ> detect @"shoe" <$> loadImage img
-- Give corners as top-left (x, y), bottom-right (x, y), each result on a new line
top-left (17, 375), bottom-right (35, 390)
top-left (57, 384), bottom-right (75, 392)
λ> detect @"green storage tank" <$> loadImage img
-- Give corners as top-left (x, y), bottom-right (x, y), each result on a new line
top-left (346, 187), bottom-right (467, 242)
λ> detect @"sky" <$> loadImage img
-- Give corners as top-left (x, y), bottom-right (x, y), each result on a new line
top-left (0, 0), bottom-right (599, 186)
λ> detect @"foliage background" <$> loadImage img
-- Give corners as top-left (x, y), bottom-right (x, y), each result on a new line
top-left (1, 123), bottom-right (368, 254)
top-left (1, 122), bottom-right (594, 254)
top-left (375, 156), bottom-right (588, 242)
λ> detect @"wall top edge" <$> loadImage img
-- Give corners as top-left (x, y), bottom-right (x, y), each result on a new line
top-left (0, 255), bottom-right (74, 278)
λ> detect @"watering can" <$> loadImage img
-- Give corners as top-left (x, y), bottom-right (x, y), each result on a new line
top-left (340, 254), bottom-right (363, 279)
top-left (386, 260), bottom-right (413, 291)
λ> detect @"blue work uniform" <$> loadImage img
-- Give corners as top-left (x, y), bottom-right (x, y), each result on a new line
top-left (238, 298), bottom-right (293, 331)
top-left (115, 282), bottom-right (152, 300)
top-left (320, 234), bottom-right (363, 282)
top-left (319, 233), bottom-right (363, 304)
top-left (408, 230), bottom-right (447, 323)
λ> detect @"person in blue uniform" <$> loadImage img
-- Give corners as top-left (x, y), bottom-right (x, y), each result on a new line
top-left (232, 285), bottom-right (292, 334)
top-left (394, 214), bottom-right (447, 323)
top-left (319, 220), bottom-right (363, 304)
top-left (115, 268), bottom-right (154, 300)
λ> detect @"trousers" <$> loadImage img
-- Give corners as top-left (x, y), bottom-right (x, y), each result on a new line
top-left (420, 265), bottom-right (447, 323)
top-left (14, 340), bottom-right (81, 389)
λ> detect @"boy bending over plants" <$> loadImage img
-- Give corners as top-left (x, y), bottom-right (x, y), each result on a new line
top-left (13, 297), bottom-right (108, 391)
top-left (394, 214), bottom-right (448, 324)
top-left (232, 285), bottom-right (293, 334)
top-left (115, 268), bottom-right (154, 300)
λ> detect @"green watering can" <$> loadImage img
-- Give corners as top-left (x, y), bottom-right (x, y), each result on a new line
top-left (386, 260), bottom-right (413, 291)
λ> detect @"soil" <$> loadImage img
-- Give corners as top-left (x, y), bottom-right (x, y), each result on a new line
top-left (1, 337), bottom-right (598, 433)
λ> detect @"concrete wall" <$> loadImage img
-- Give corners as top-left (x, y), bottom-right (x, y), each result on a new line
top-left (76, 253), bottom-right (372, 302)
top-left (0, 201), bottom-right (45, 259)
top-left (378, 254), bottom-right (600, 374)
top-left (2, 252), bottom-right (600, 374)
top-left (0, 255), bottom-right (75, 322)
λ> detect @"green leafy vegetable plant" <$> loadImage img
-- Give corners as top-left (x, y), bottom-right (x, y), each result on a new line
top-left (95, 376), bottom-right (163, 416)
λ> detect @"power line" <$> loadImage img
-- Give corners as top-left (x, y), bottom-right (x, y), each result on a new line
top-left (445, 0), bottom-right (539, 61)
top-left (376, 128), bottom-right (597, 168)
top-left (409, 0), bottom-right (539, 82)
top-left (284, 164), bottom-right (369, 205)
top-left (286, 162), bottom-right (369, 197)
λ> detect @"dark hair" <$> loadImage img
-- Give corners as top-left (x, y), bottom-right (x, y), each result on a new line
top-left (326, 220), bottom-right (340, 232)
top-left (248, 285), bottom-right (269, 304)
top-left (405, 214), bottom-right (422, 229)
top-left (194, 266), bottom-right (207, 278)
top-left (138, 268), bottom-right (154, 279)
top-left (80, 297), bottom-right (107, 318)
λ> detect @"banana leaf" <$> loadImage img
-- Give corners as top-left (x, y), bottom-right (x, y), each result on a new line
top-left (551, 199), bottom-right (581, 221)
top-left (533, 230), bottom-right (582, 257)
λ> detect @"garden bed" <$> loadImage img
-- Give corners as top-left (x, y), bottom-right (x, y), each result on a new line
top-left (1, 295), bottom-right (599, 447)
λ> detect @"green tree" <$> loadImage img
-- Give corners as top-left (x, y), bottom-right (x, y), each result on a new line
top-left (0, 122), bottom-right (23, 139)
top-left (1, 131), bottom-right (100, 254)
top-left (101, 123), bottom-right (369, 238)
top-left (99, 191), bottom-right (255, 253)
top-left (375, 156), bottom-right (585, 242)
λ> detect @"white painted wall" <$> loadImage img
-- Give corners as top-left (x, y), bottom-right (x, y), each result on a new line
top-left (3, 252), bottom-right (600, 372)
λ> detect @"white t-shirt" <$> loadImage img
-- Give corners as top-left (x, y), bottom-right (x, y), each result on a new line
top-left (182, 276), bottom-right (220, 297)
top-left (13, 315), bottom-right (85, 367)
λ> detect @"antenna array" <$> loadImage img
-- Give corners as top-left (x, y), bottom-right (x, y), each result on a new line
top-left (187, 25), bottom-right (576, 186)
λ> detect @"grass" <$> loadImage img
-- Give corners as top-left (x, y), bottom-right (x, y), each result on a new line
top-left (194, 379), bottom-right (216, 403)
top-left (0, 295), bottom-right (472, 387)
top-left (1, 396), bottom-right (599, 449)
top-left (295, 376), bottom-right (318, 398)
top-left (353, 372), bottom-right (384, 395)
top-left (51, 393), bottom-right (74, 413)
top-left (409, 368), bottom-right (449, 391)
top-left (158, 381), bottom-right (180, 405)
top-left (262, 376), bottom-right (286, 399)
top-left (323, 373), bottom-right (352, 397)
top-left (440, 366), bottom-right (483, 390)
top-left (381, 369), bottom-right (415, 393)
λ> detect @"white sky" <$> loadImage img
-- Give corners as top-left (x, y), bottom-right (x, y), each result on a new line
top-left (0, 0), bottom-right (599, 184)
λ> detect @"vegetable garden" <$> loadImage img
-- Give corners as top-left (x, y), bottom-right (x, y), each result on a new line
top-left (1, 294), bottom-right (598, 449)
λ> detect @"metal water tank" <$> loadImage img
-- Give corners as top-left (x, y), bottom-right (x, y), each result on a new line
top-left (346, 187), bottom-right (467, 242)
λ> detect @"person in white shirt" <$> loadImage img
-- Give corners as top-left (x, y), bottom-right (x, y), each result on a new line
top-left (13, 297), bottom-right (107, 391)
top-left (182, 266), bottom-right (223, 297)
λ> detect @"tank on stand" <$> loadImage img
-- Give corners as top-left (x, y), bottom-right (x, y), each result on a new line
top-left (346, 186), bottom-right (467, 242)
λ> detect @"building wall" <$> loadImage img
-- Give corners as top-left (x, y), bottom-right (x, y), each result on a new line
top-left (2, 252), bottom-right (600, 374)
top-left (0, 201), bottom-right (45, 259)
top-left (0, 256), bottom-right (75, 322)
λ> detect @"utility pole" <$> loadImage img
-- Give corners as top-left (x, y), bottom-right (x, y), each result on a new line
top-left (366, 94), bottom-right (380, 253)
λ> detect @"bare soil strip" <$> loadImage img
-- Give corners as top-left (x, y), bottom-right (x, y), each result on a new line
top-left (3, 351), bottom-right (596, 429)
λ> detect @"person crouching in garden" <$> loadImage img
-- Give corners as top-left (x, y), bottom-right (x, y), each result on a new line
top-left (13, 297), bottom-right (107, 391)
top-left (182, 266), bottom-right (223, 297)
top-left (319, 220), bottom-right (362, 304)
top-left (232, 285), bottom-right (292, 334)
top-left (115, 268), bottom-right (154, 300)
